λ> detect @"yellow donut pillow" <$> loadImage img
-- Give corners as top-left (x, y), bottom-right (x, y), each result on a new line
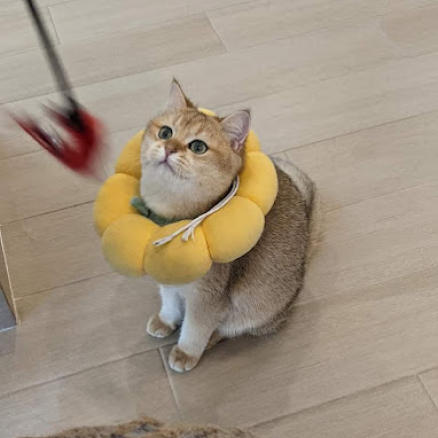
top-left (94, 111), bottom-right (278, 285)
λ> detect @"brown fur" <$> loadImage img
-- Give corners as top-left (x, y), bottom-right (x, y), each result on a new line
top-left (143, 80), bottom-right (317, 373)
top-left (20, 416), bottom-right (257, 438)
top-left (198, 164), bottom-right (310, 339)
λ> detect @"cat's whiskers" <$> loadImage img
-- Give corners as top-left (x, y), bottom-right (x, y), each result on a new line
top-left (176, 165), bottom-right (184, 182)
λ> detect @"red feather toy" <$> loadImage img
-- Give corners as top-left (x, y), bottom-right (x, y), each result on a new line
top-left (12, 0), bottom-right (105, 176)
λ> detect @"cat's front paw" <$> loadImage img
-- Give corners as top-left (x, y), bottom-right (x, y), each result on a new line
top-left (168, 345), bottom-right (200, 373)
top-left (147, 314), bottom-right (176, 338)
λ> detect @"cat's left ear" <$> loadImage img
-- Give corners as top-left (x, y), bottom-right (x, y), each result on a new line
top-left (221, 110), bottom-right (251, 154)
top-left (168, 79), bottom-right (192, 111)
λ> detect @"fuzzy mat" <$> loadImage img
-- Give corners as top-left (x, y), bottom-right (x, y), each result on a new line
top-left (20, 416), bottom-right (258, 438)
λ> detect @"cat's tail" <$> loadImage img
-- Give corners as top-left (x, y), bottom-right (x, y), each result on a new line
top-left (272, 157), bottom-right (323, 263)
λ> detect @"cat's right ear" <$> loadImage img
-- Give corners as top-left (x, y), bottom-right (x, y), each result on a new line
top-left (168, 79), bottom-right (189, 111)
top-left (221, 110), bottom-right (251, 154)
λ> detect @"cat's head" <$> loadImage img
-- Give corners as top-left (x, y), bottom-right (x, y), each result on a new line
top-left (140, 79), bottom-right (251, 220)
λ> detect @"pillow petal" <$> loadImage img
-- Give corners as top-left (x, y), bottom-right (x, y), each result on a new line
top-left (94, 112), bottom-right (278, 285)
top-left (94, 173), bottom-right (139, 236)
top-left (202, 196), bottom-right (264, 263)
top-left (237, 152), bottom-right (278, 215)
top-left (144, 222), bottom-right (212, 285)
top-left (102, 214), bottom-right (156, 277)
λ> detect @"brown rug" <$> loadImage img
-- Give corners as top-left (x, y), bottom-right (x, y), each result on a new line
top-left (20, 416), bottom-right (258, 438)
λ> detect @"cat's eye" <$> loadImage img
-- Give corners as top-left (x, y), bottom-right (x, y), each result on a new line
top-left (189, 140), bottom-right (208, 155)
top-left (158, 126), bottom-right (173, 140)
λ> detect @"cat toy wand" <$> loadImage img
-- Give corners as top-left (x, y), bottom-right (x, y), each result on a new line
top-left (12, 0), bottom-right (105, 176)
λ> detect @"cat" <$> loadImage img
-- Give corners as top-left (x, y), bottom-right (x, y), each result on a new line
top-left (140, 80), bottom-right (319, 373)
top-left (20, 416), bottom-right (257, 438)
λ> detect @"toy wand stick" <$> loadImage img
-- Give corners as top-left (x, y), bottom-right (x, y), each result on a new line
top-left (12, 0), bottom-right (105, 175)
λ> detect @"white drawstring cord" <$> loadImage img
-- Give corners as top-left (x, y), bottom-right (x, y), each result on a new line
top-left (153, 176), bottom-right (240, 247)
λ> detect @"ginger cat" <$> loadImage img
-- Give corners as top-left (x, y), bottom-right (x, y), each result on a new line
top-left (140, 80), bottom-right (318, 373)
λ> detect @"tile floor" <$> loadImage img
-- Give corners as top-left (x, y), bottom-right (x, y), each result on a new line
top-left (1, 0), bottom-right (438, 437)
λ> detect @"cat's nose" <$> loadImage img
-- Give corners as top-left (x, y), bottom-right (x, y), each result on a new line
top-left (164, 143), bottom-right (179, 157)
top-left (164, 147), bottom-right (176, 158)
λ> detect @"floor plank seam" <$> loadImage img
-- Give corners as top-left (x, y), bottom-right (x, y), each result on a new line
top-left (49, 11), bottom-right (220, 47)
top-left (0, 35), bottom-right (228, 107)
top-left (158, 347), bottom-right (183, 421)
top-left (201, 0), bottom-right (258, 19)
top-left (205, 15), bottom-right (380, 54)
top-left (0, 347), bottom-right (168, 402)
top-left (47, 7), bottom-right (61, 46)
top-left (205, 14), bottom-right (230, 52)
top-left (12, 270), bottom-right (113, 307)
top-left (295, 256), bottom-right (438, 310)
top-left (0, 229), bottom-right (18, 321)
top-left (0, 1), bottom-right (71, 19)
top-left (0, 16), bottom-right (419, 107)
top-left (3, 101), bottom-right (438, 167)
top-left (2, 199), bottom-right (95, 226)
top-left (371, 19), bottom-right (405, 58)
top-left (247, 374), bottom-right (422, 431)
top-left (0, 148), bottom-right (41, 163)
top-left (417, 375), bottom-right (438, 413)
top-left (320, 180), bottom-right (438, 213)
top-left (46, 0), bottom-right (259, 47)
top-left (256, 106), bottom-right (438, 157)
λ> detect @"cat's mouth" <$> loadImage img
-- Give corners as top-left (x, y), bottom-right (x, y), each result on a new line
top-left (158, 159), bottom-right (175, 174)
top-left (151, 158), bottom-right (190, 180)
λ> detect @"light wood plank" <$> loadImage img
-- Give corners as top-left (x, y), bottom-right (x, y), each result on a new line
top-left (0, 15), bottom-right (225, 105)
top-left (0, 9), bottom-right (58, 57)
top-left (172, 23), bottom-right (400, 109)
top-left (218, 50), bottom-right (438, 153)
top-left (1, 203), bottom-right (109, 298)
top-left (302, 181), bottom-right (438, 303)
top-left (3, 21), bottom-right (408, 133)
top-left (253, 378), bottom-right (438, 438)
top-left (0, 21), bottom-right (397, 106)
top-left (208, 0), bottom-right (419, 50)
top-left (61, 15), bottom-right (224, 86)
top-left (0, 350), bottom-right (179, 438)
top-left (49, 0), bottom-right (250, 43)
top-left (0, 151), bottom-right (99, 224)
top-left (163, 265), bottom-right (438, 427)
top-left (281, 114), bottom-right (438, 303)
top-left (284, 113), bottom-right (438, 211)
top-left (0, 272), bottom-right (174, 398)
top-left (379, 5), bottom-right (438, 57)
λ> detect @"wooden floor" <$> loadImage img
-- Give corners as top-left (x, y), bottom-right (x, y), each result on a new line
top-left (2, 0), bottom-right (438, 436)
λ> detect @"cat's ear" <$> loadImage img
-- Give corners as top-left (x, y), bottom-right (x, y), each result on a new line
top-left (221, 110), bottom-right (251, 154)
top-left (168, 79), bottom-right (191, 111)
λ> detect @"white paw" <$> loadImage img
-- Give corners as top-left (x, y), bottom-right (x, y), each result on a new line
top-left (146, 314), bottom-right (176, 338)
top-left (168, 345), bottom-right (201, 373)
